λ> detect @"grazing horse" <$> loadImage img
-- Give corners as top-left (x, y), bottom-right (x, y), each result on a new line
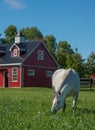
top-left (51, 69), bottom-right (80, 113)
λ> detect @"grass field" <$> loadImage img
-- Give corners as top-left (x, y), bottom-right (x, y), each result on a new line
top-left (0, 87), bottom-right (95, 130)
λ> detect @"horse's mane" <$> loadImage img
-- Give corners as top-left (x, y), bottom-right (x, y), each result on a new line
top-left (52, 69), bottom-right (72, 94)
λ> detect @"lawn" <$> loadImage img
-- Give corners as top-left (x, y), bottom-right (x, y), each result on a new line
top-left (0, 87), bottom-right (95, 130)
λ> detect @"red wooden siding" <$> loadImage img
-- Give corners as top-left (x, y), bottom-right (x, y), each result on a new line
top-left (0, 66), bottom-right (21, 88)
top-left (9, 66), bottom-right (21, 88)
top-left (22, 43), bottom-right (58, 87)
top-left (0, 72), bottom-right (4, 87)
top-left (23, 66), bottom-right (56, 87)
top-left (23, 43), bottom-right (58, 68)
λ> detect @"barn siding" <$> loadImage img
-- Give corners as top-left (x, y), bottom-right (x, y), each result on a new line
top-left (0, 72), bottom-right (4, 87)
top-left (23, 66), bottom-right (56, 87)
top-left (9, 66), bottom-right (21, 88)
top-left (0, 66), bottom-right (21, 88)
top-left (22, 43), bottom-right (58, 87)
top-left (23, 44), bottom-right (58, 68)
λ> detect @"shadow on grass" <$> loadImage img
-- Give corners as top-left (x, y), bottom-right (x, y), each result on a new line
top-left (76, 107), bottom-right (95, 115)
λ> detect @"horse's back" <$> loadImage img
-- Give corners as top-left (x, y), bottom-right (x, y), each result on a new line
top-left (52, 69), bottom-right (80, 94)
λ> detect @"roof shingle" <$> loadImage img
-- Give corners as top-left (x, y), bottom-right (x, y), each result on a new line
top-left (0, 41), bottom-right (41, 65)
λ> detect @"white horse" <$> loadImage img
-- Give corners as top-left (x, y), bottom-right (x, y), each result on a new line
top-left (51, 69), bottom-right (80, 113)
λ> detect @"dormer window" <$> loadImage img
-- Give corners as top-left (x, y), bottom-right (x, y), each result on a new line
top-left (10, 45), bottom-right (19, 58)
top-left (10, 43), bottom-right (26, 57)
top-left (13, 49), bottom-right (17, 57)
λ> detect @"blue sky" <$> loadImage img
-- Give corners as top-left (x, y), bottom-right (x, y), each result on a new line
top-left (0, 0), bottom-right (95, 60)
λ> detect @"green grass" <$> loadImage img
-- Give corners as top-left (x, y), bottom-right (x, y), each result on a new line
top-left (0, 87), bottom-right (95, 130)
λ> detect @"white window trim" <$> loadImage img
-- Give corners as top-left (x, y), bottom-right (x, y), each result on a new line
top-left (46, 71), bottom-right (52, 77)
top-left (28, 69), bottom-right (35, 76)
top-left (38, 50), bottom-right (44, 60)
top-left (13, 49), bottom-right (17, 57)
top-left (12, 68), bottom-right (18, 82)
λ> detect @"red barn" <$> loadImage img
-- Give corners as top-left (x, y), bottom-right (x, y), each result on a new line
top-left (0, 31), bottom-right (59, 88)
top-left (90, 74), bottom-right (95, 79)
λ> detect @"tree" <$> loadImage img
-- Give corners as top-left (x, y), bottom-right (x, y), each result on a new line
top-left (4, 25), bottom-right (17, 43)
top-left (55, 41), bottom-right (74, 68)
top-left (0, 33), bottom-right (2, 44)
top-left (21, 27), bottom-right (43, 41)
top-left (66, 53), bottom-right (74, 68)
top-left (55, 41), bottom-right (85, 77)
top-left (44, 35), bottom-right (57, 57)
top-left (85, 51), bottom-right (95, 77)
top-left (71, 52), bottom-right (85, 77)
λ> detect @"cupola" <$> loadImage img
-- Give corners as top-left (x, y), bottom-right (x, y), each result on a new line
top-left (15, 31), bottom-right (25, 43)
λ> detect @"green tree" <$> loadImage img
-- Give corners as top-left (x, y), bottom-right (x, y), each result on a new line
top-left (85, 51), bottom-right (95, 77)
top-left (55, 41), bottom-right (74, 68)
top-left (21, 27), bottom-right (43, 41)
top-left (4, 25), bottom-right (17, 43)
top-left (66, 53), bottom-right (74, 68)
top-left (71, 52), bottom-right (85, 77)
top-left (0, 33), bottom-right (2, 43)
top-left (44, 35), bottom-right (57, 57)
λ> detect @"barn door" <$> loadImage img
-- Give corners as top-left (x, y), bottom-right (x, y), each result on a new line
top-left (5, 72), bottom-right (8, 88)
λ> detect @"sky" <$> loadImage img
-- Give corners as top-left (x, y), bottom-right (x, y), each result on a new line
top-left (0, 0), bottom-right (95, 60)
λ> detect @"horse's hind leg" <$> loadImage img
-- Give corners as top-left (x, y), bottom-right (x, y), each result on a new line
top-left (63, 100), bottom-right (66, 112)
top-left (72, 95), bottom-right (78, 113)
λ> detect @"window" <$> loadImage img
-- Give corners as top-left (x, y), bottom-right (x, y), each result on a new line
top-left (38, 50), bottom-right (44, 60)
top-left (46, 71), bottom-right (52, 77)
top-left (13, 49), bottom-right (17, 57)
top-left (12, 68), bottom-right (18, 81)
top-left (28, 69), bottom-right (35, 76)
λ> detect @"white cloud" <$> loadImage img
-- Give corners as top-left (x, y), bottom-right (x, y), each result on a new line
top-left (4, 0), bottom-right (26, 9)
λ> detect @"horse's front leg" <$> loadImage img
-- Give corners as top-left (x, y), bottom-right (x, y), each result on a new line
top-left (63, 101), bottom-right (66, 112)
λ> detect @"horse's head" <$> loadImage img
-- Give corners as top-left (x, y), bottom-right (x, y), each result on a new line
top-left (51, 93), bottom-right (64, 113)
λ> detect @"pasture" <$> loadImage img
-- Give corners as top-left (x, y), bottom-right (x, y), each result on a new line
top-left (0, 87), bottom-right (95, 130)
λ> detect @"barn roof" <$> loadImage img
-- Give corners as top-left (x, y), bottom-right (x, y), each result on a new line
top-left (0, 46), bottom-right (6, 53)
top-left (0, 41), bottom-right (40, 66)
top-left (0, 41), bottom-right (59, 67)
